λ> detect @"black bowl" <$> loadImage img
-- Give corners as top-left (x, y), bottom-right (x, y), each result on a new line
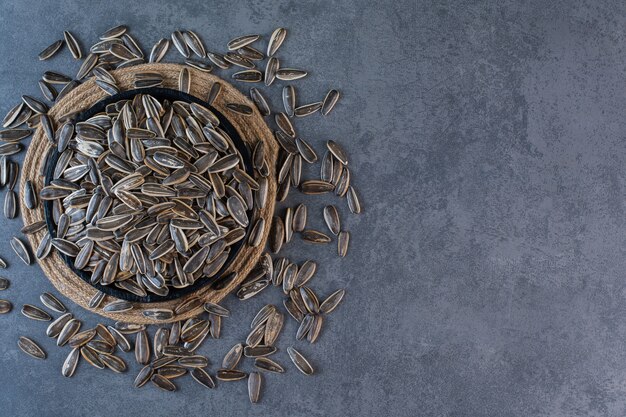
top-left (43, 87), bottom-right (253, 302)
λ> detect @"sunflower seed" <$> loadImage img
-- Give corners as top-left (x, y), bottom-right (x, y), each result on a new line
top-left (64, 31), bottom-right (82, 59)
top-left (216, 369), bottom-right (247, 381)
top-left (0, 278), bottom-right (8, 290)
top-left (39, 39), bottom-right (64, 60)
top-left (108, 326), bottom-right (132, 352)
top-left (178, 355), bottom-right (208, 368)
top-left (76, 53), bottom-right (98, 79)
top-left (4, 190), bottom-right (16, 219)
top-left (275, 112), bottom-right (295, 137)
top-left (185, 59), bottom-right (212, 72)
top-left (135, 330), bottom-right (150, 365)
top-left (264, 310), bottom-right (284, 346)
top-left (276, 68), bottom-right (307, 81)
top-left (249, 87), bottom-right (270, 116)
top-left (207, 52), bottom-right (230, 69)
top-left (134, 365), bottom-right (154, 388)
top-left (248, 371), bottom-right (262, 403)
top-left (300, 180), bottom-right (334, 194)
top-left (0, 299), bottom-right (12, 314)
top-left (40, 292), bottom-right (66, 313)
top-left (171, 31), bottom-right (190, 58)
top-left (270, 216), bottom-right (284, 254)
top-left (23, 180), bottom-right (37, 209)
top-left (178, 67), bottom-right (191, 93)
top-left (152, 374), bottom-right (177, 391)
top-left (267, 28), bottom-right (287, 56)
top-left (11, 237), bottom-right (31, 265)
top-left (184, 31), bottom-right (206, 57)
top-left (61, 348), bottom-right (80, 377)
top-left (22, 95), bottom-right (48, 114)
top-left (295, 102), bottom-right (322, 117)
top-left (103, 300), bottom-right (133, 313)
top-left (322, 89), bottom-right (340, 115)
top-left (254, 357), bottom-right (284, 373)
top-left (68, 328), bottom-right (97, 348)
top-left (149, 38), bottom-right (169, 63)
top-left (225, 103), bottom-right (253, 115)
top-left (293, 203), bottom-right (307, 232)
top-left (191, 368), bottom-right (216, 389)
top-left (265, 57), bottom-right (279, 86)
top-left (323, 205), bottom-right (341, 235)
top-left (327, 140), bottom-right (348, 165)
top-left (231, 69), bottom-right (261, 83)
top-left (302, 229), bottom-right (332, 244)
top-left (101, 25), bottom-right (127, 40)
top-left (222, 343), bottom-right (243, 369)
top-left (58, 319), bottom-right (81, 346)
top-left (0, 128), bottom-right (32, 142)
top-left (287, 347), bottom-right (314, 375)
top-left (143, 309), bottom-right (174, 321)
top-left (46, 312), bottom-right (72, 337)
top-left (18, 337), bottom-right (46, 359)
top-left (101, 353), bottom-right (127, 373)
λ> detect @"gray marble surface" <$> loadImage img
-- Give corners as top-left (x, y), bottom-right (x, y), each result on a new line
top-left (1, 0), bottom-right (626, 416)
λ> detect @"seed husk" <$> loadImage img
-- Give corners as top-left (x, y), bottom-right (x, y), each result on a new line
top-left (322, 89), bottom-right (340, 115)
top-left (203, 302), bottom-right (230, 317)
top-left (295, 102), bottom-right (322, 117)
top-left (320, 289), bottom-right (346, 314)
top-left (244, 345), bottom-right (276, 358)
top-left (62, 348), bottom-right (80, 377)
top-left (248, 371), bottom-right (262, 404)
top-left (178, 67), bottom-right (191, 93)
top-left (222, 343), bottom-right (243, 369)
top-left (249, 87), bottom-right (270, 116)
top-left (143, 309), bottom-right (174, 321)
top-left (171, 31), bottom-right (190, 58)
top-left (267, 28), bottom-right (287, 57)
top-left (18, 336), bottom-right (46, 359)
top-left (276, 68), bottom-right (307, 81)
top-left (46, 312), bottom-right (72, 337)
top-left (228, 34), bottom-right (260, 51)
top-left (135, 330), bottom-right (150, 365)
top-left (292, 203), bottom-right (307, 232)
top-left (108, 326), bottom-right (132, 352)
top-left (134, 365), bottom-right (154, 388)
top-left (152, 374), bottom-right (177, 391)
top-left (58, 319), bottom-right (81, 346)
top-left (39, 39), bottom-right (64, 60)
top-left (323, 205), bottom-right (341, 235)
top-left (337, 230), bottom-right (350, 257)
top-left (183, 30), bottom-right (206, 58)
top-left (265, 57), bottom-right (279, 86)
top-left (24, 180), bottom-right (37, 209)
top-left (40, 292), bottom-right (67, 313)
top-left (300, 180), bottom-right (334, 195)
top-left (178, 355), bottom-right (208, 368)
top-left (225, 103), bottom-right (253, 115)
top-left (64, 31), bottom-right (82, 59)
top-left (191, 368), bottom-right (216, 389)
top-left (207, 52), bottom-right (230, 69)
top-left (4, 190), bottom-right (16, 219)
top-left (232, 69), bottom-right (262, 83)
top-left (21, 304), bottom-right (51, 321)
top-left (302, 229), bottom-right (331, 244)
top-left (0, 128), bottom-right (32, 142)
top-left (264, 310), bottom-right (284, 346)
top-left (295, 260), bottom-right (317, 287)
top-left (88, 291), bottom-right (105, 309)
top-left (287, 347), bottom-right (314, 375)
top-left (149, 38), bottom-right (170, 63)
top-left (251, 304), bottom-right (276, 329)
top-left (101, 353), bottom-right (127, 373)
top-left (254, 357), bottom-right (284, 373)
top-left (216, 368), bottom-right (247, 381)
top-left (269, 216), bottom-right (284, 254)
top-left (103, 300), bottom-right (133, 313)
top-left (0, 299), bottom-right (12, 314)
top-left (38, 80), bottom-right (57, 101)
top-left (68, 328), bottom-right (97, 348)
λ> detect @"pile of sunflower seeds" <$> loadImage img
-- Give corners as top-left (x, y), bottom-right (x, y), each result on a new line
top-left (2, 25), bottom-right (361, 403)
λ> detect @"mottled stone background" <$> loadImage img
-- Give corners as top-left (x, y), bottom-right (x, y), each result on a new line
top-left (1, 0), bottom-right (625, 416)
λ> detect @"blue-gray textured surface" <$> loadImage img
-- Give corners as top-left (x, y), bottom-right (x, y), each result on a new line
top-left (1, 0), bottom-right (625, 416)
